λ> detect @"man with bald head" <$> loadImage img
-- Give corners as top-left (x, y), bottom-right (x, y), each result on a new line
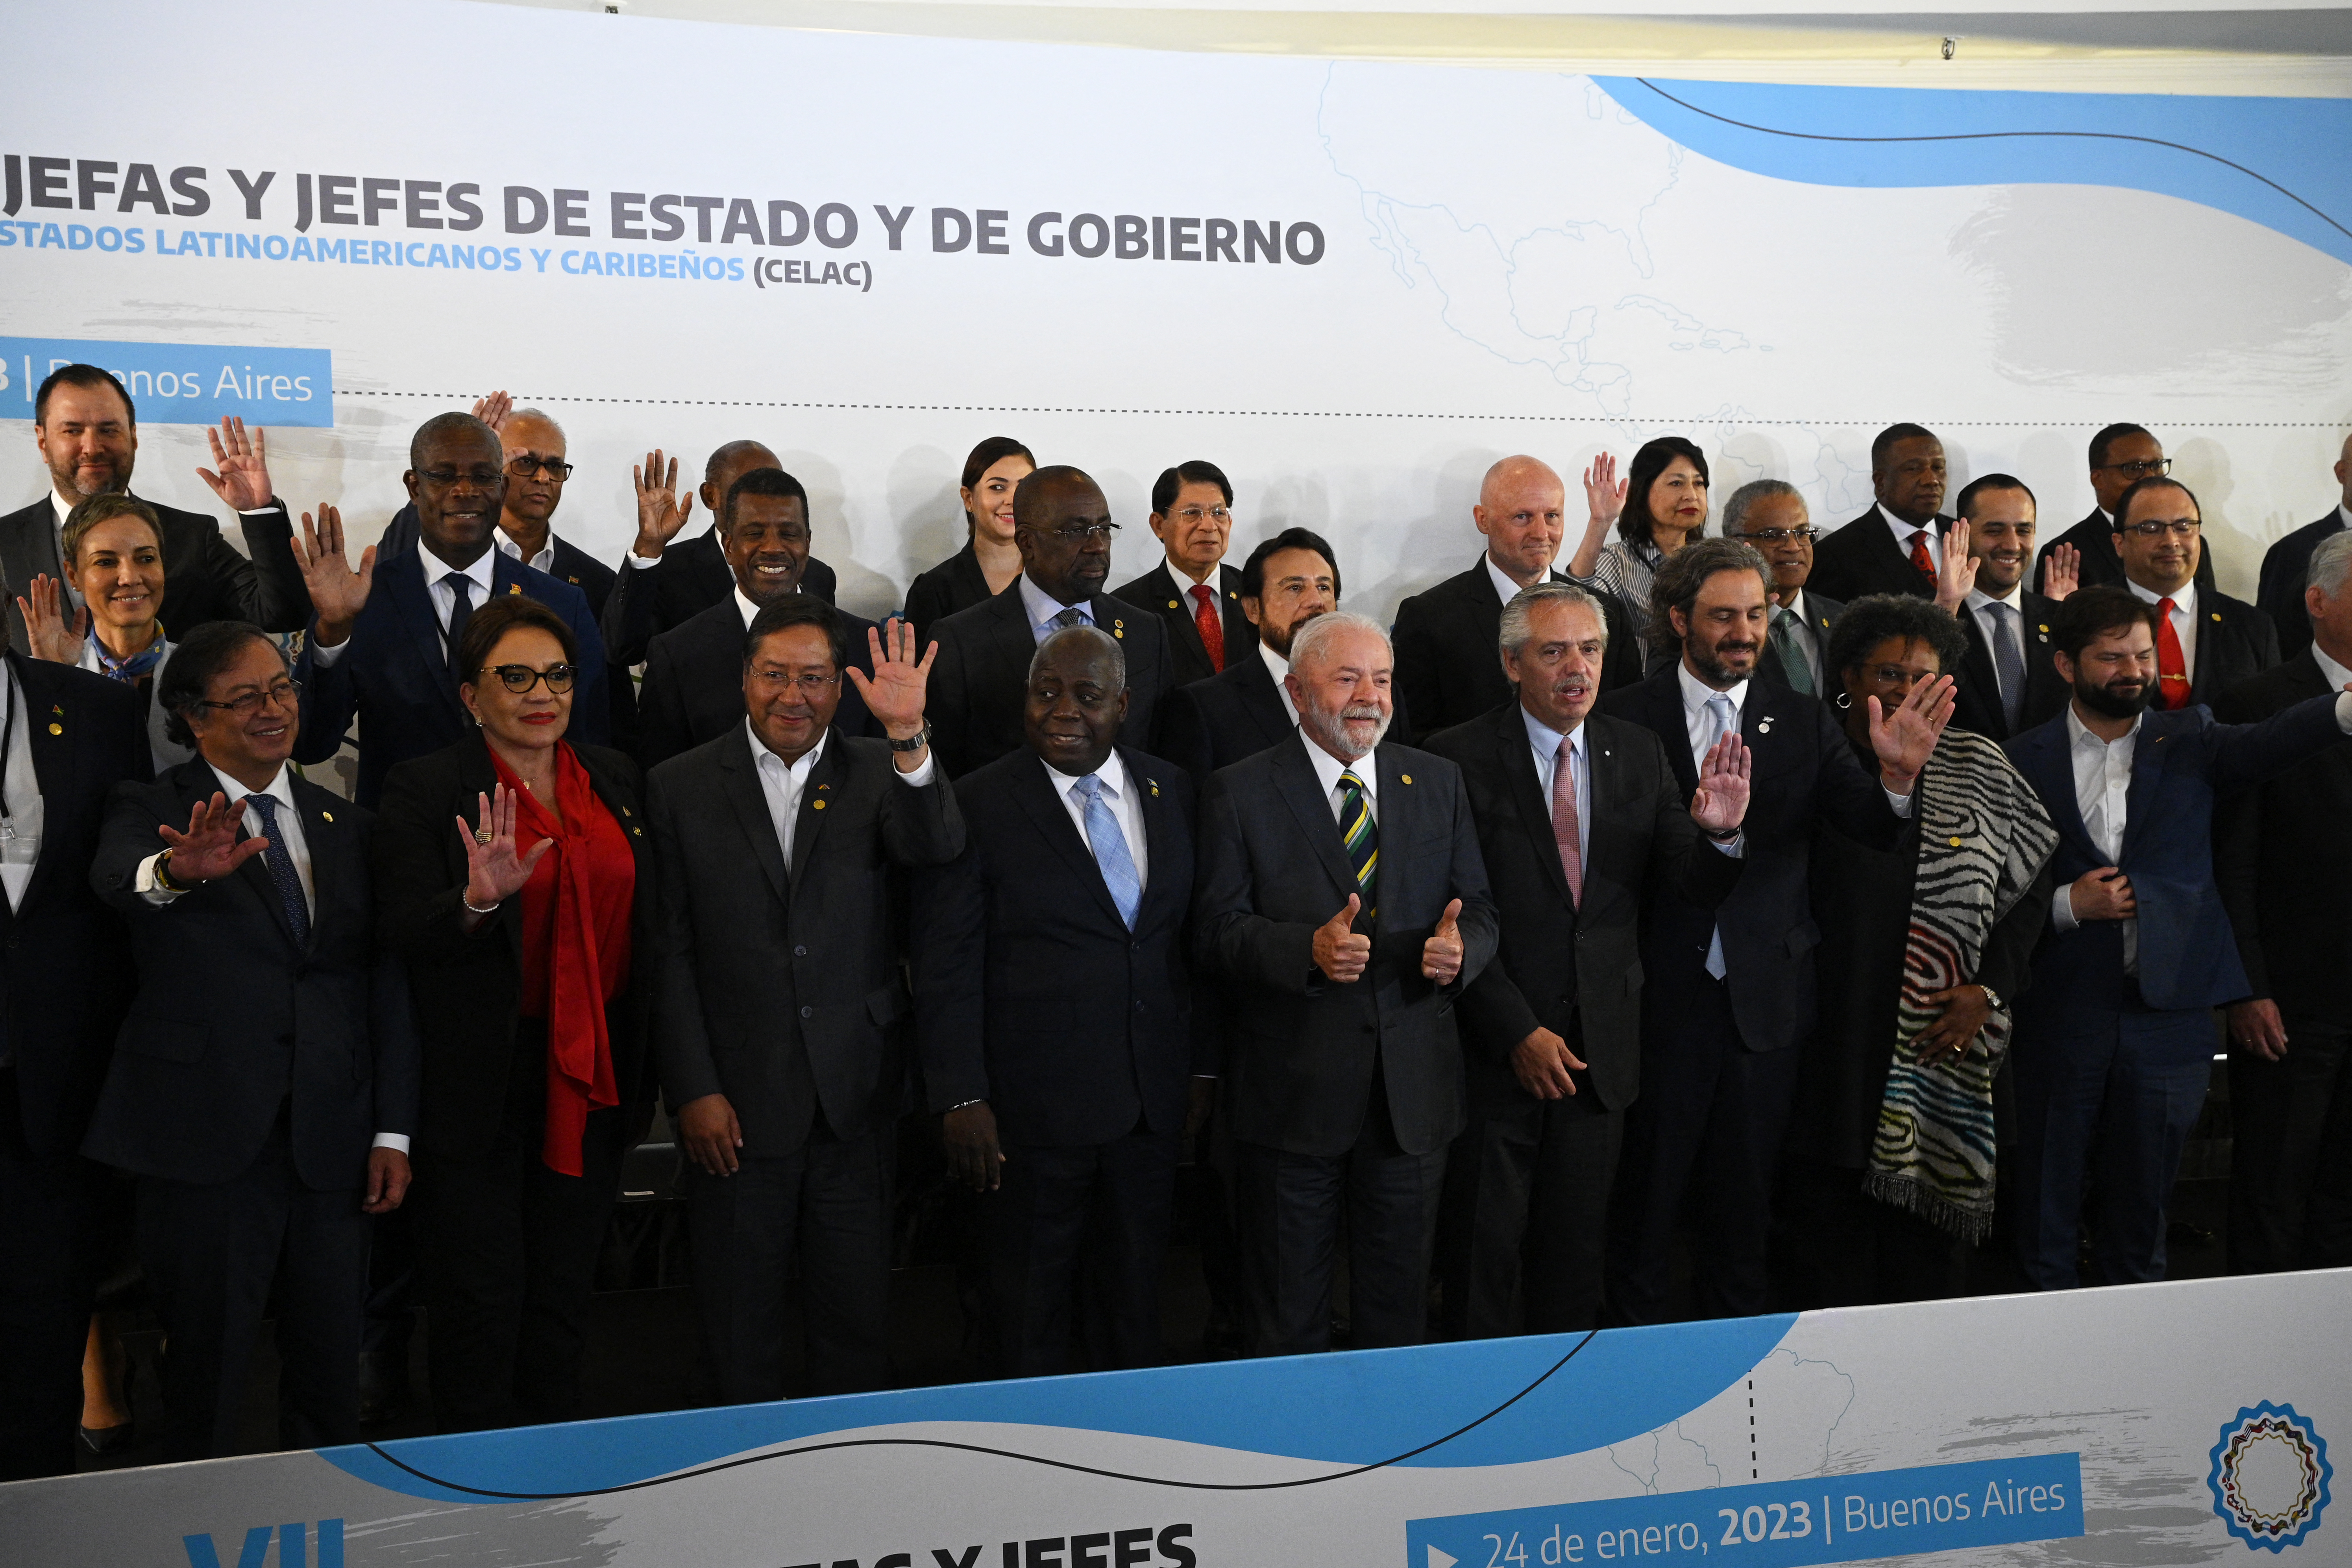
top-left (1194, 612), bottom-right (1498, 1356)
top-left (2256, 431), bottom-right (2352, 661)
top-left (925, 465), bottom-right (1173, 777)
top-left (1392, 455), bottom-right (1642, 743)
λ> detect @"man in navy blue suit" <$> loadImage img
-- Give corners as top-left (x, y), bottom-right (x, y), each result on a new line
top-left (2004, 584), bottom-right (2352, 1290)
top-left (293, 413), bottom-right (610, 808)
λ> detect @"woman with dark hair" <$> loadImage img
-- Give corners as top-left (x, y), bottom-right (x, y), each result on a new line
top-left (1777, 592), bottom-right (2058, 1307)
top-left (1567, 435), bottom-right (1711, 668)
top-left (903, 436), bottom-right (1035, 643)
top-left (371, 594), bottom-right (654, 1431)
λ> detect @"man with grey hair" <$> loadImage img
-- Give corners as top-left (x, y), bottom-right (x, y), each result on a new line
top-left (1424, 580), bottom-right (1750, 1337)
top-left (2216, 524), bottom-right (2352, 1273)
top-left (1720, 479), bottom-right (1840, 695)
top-left (1195, 611), bottom-right (1499, 1356)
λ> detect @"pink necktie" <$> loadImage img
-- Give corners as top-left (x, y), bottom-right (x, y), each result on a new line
top-left (1551, 736), bottom-right (1583, 906)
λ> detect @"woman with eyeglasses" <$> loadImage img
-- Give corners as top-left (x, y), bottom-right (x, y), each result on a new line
top-left (1566, 435), bottom-right (1712, 671)
top-left (372, 594), bottom-right (653, 1432)
top-left (903, 436), bottom-right (1035, 645)
top-left (17, 494), bottom-right (193, 773)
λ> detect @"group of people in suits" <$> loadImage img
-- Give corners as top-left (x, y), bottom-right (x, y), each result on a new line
top-left (6, 355), bottom-right (2351, 1482)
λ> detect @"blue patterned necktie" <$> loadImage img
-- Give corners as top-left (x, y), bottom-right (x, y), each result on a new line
top-left (1339, 768), bottom-right (1378, 922)
top-left (244, 793), bottom-right (311, 945)
top-left (1701, 695), bottom-right (1735, 980)
top-left (1074, 774), bottom-right (1141, 929)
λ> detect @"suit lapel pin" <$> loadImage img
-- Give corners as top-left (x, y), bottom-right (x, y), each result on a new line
top-left (507, 584), bottom-right (522, 596)
top-left (1400, 773), bottom-right (1413, 785)
top-left (2211, 612), bottom-right (2223, 622)
top-left (46, 722), bottom-right (61, 736)
top-left (1166, 599), bottom-right (1179, 610)
top-left (322, 810), bottom-right (335, 823)
top-left (1113, 618), bottom-right (1124, 639)
top-left (49, 704), bottom-right (63, 717)
top-left (816, 782), bottom-right (829, 791)
top-left (1148, 778), bottom-right (1161, 797)
top-left (1757, 716), bottom-right (1774, 734)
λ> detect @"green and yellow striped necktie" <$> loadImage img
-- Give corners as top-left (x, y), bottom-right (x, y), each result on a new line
top-left (1339, 769), bottom-right (1377, 921)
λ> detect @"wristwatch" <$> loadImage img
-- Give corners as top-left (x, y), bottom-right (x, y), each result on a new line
top-left (154, 849), bottom-right (193, 893)
top-left (889, 722), bottom-right (933, 754)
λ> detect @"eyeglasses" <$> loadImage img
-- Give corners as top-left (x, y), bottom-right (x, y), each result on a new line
top-left (2096, 458), bottom-right (2172, 480)
top-left (1026, 523), bottom-right (1120, 543)
top-left (506, 455), bottom-right (575, 481)
top-left (2119, 519), bottom-right (2200, 538)
top-left (1739, 527), bottom-right (1819, 544)
top-left (751, 668), bottom-right (841, 692)
top-left (417, 466), bottom-right (505, 486)
top-left (480, 664), bottom-right (577, 694)
top-left (1172, 506), bottom-right (1231, 526)
top-left (196, 677), bottom-right (301, 716)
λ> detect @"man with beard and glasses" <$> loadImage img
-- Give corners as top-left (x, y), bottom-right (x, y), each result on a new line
top-left (1158, 527), bottom-right (1339, 784)
top-left (2003, 584), bottom-right (2352, 1291)
top-left (1598, 538), bottom-right (1954, 1323)
top-left (1193, 612), bottom-right (1498, 1356)
top-left (1945, 474), bottom-right (2070, 741)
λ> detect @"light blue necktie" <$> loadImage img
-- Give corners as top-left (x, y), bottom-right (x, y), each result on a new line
top-left (1074, 774), bottom-right (1141, 929)
top-left (1701, 693), bottom-right (1735, 980)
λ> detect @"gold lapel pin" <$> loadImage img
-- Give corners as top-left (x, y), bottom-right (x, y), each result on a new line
top-left (507, 584), bottom-right (522, 596)
top-left (1165, 599), bottom-right (1179, 610)
top-left (46, 723), bottom-right (61, 736)
top-left (1948, 836), bottom-right (1963, 848)
top-left (1400, 773), bottom-right (1413, 784)
top-left (2211, 612), bottom-right (2223, 622)
top-left (322, 810), bottom-right (336, 823)
top-left (812, 799), bottom-right (828, 810)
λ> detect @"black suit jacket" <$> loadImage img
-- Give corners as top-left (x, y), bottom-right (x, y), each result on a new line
top-left (1421, 704), bottom-right (1742, 1112)
top-left (1948, 589), bottom-right (2069, 741)
top-left (1390, 557), bottom-right (1641, 743)
top-left (647, 725), bottom-right (963, 1157)
top-left (372, 736), bottom-right (654, 1160)
top-left (1111, 560), bottom-right (1257, 689)
top-left (1752, 592), bottom-right (1844, 693)
top-left (2189, 588), bottom-right (2280, 706)
top-left (1158, 649), bottom-right (1294, 785)
top-left (915, 745), bottom-right (1199, 1148)
top-left (2255, 510), bottom-right (2345, 662)
top-left (597, 526), bottom-right (838, 667)
top-left (904, 542), bottom-right (994, 649)
top-left (637, 595), bottom-right (877, 771)
top-left (2033, 507), bottom-right (2217, 597)
top-left (1808, 506), bottom-right (1947, 603)
top-left (2216, 652), bottom-right (2352, 1026)
top-left (0, 655), bottom-right (149, 1156)
top-left (1193, 732), bottom-right (1499, 1158)
top-left (83, 760), bottom-right (418, 1189)
top-left (0, 493), bottom-right (308, 649)
top-left (1598, 663), bottom-right (1904, 1055)
top-left (926, 580), bottom-right (1173, 778)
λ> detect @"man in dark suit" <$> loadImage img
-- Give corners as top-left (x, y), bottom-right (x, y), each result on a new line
top-left (2032, 423), bottom-right (2214, 599)
top-left (602, 440), bottom-right (838, 666)
top-left (1193, 612), bottom-right (1499, 1355)
top-left (1807, 423), bottom-right (1952, 604)
top-left (2, 365), bottom-right (309, 651)
top-left (1720, 479), bottom-right (1842, 695)
top-left (638, 468), bottom-right (878, 770)
top-left (1423, 582), bottom-right (1747, 1338)
top-left (293, 414), bottom-right (612, 808)
top-left (2216, 529), bottom-right (2352, 1272)
top-left (1392, 457), bottom-right (1640, 741)
top-left (2004, 586), bottom-right (2351, 1290)
top-left (0, 646), bottom-right (146, 1481)
top-left (1158, 528), bottom-right (1338, 784)
top-left (927, 466), bottom-right (1172, 778)
top-left (2252, 431), bottom-right (2350, 662)
top-left (82, 621), bottom-right (417, 1458)
top-left (2108, 475), bottom-right (2275, 710)
top-left (1111, 460), bottom-right (1256, 688)
top-left (917, 625), bottom-right (1203, 1375)
top-left (1597, 538), bottom-right (1951, 1323)
top-left (648, 598), bottom-right (959, 1402)
top-left (1946, 474), bottom-right (2069, 740)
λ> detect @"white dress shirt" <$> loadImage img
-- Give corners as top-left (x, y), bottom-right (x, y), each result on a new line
top-left (1303, 732), bottom-right (1378, 827)
top-left (0, 662), bottom-right (44, 918)
top-left (495, 531), bottom-right (557, 575)
top-left (1880, 506), bottom-right (1943, 573)
top-left (2048, 705), bottom-right (2142, 969)
top-left (2124, 577), bottom-right (2199, 687)
top-left (2315, 640), bottom-right (2352, 697)
top-left (2338, 502), bottom-right (2352, 533)
top-left (1042, 747), bottom-right (1149, 891)
top-left (745, 719), bottom-right (936, 864)
top-left (309, 544), bottom-right (498, 669)
top-left (734, 586), bottom-right (765, 629)
top-left (1675, 662), bottom-right (1912, 819)
top-left (1522, 706), bottom-right (1591, 869)
top-left (1259, 641), bottom-right (1299, 725)
top-left (1017, 573), bottom-right (1091, 643)
top-left (1485, 553), bottom-right (1540, 607)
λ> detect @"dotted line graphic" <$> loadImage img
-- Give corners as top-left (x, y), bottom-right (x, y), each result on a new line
top-left (1749, 1378), bottom-right (1758, 1482)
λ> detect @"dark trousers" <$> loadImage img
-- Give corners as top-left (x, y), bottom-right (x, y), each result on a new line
top-left (137, 1115), bottom-right (368, 1460)
top-left (1439, 1076), bottom-right (1622, 1338)
top-left (0, 1069), bottom-right (103, 1481)
top-left (2012, 1002), bottom-right (2211, 1290)
top-left (2228, 1018), bottom-right (2352, 1273)
top-left (1606, 978), bottom-right (1800, 1324)
top-left (987, 1123), bottom-right (1182, 1378)
top-left (1237, 1078), bottom-right (1447, 1358)
top-left (1771, 1159), bottom-right (1959, 1309)
top-left (688, 1119), bottom-right (895, 1402)
top-left (411, 1029), bottom-right (625, 1432)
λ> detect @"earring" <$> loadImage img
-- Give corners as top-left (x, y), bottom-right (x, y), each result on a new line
top-left (1834, 691), bottom-right (1852, 710)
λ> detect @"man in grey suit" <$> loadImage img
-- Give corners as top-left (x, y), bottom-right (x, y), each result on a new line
top-left (645, 597), bottom-right (962, 1402)
top-left (1193, 612), bottom-right (1500, 1356)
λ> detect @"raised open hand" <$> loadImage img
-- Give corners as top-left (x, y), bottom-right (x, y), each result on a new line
top-left (2042, 542), bottom-right (2080, 602)
top-left (846, 617), bottom-right (937, 744)
top-left (1582, 451), bottom-right (1627, 532)
top-left (156, 791), bottom-right (270, 884)
top-left (15, 575), bottom-right (88, 664)
top-left (1690, 730), bottom-right (1751, 835)
top-left (1868, 673), bottom-right (1956, 792)
top-left (631, 449), bottom-right (695, 557)
top-left (1421, 897), bottom-right (1465, 984)
top-left (1935, 519), bottom-right (1977, 611)
top-left (457, 784), bottom-right (552, 911)
top-left (295, 503), bottom-right (375, 644)
top-left (470, 390), bottom-right (513, 434)
top-left (196, 416), bottom-right (276, 511)
top-left (1314, 894), bottom-right (1370, 984)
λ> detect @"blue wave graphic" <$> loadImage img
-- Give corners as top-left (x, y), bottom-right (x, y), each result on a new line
top-left (1592, 77), bottom-right (2352, 268)
top-left (324, 1314), bottom-right (1795, 1503)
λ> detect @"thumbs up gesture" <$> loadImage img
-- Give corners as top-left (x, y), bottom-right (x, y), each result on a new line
top-left (1313, 894), bottom-right (1371, 984)
top-left (1421, 897), bottom-right (1465, 985)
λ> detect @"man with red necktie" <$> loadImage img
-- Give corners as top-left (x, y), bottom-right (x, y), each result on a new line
top-left (1113, 461), bottom-right (1256, 688)
top-left (1808, 423), bottom-right (1956, 605)
top-left (2110, 475), bottom-right (2276, 710)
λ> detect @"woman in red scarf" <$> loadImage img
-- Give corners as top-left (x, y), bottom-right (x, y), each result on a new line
top-left (374, 595), bottom-right (652, 1433)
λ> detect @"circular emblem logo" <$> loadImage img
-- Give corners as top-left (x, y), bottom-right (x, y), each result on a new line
top-left (2209, 1401), bottom-right (2332, 1552)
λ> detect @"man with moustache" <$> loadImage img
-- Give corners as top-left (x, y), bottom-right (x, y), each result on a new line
top-left (638, 468), bottom-right (879, 770)
top-left (2254, 431), bottom-right (2352, 661)
top-left (2003, 585), bottom-right (2352, 1290)
top-left (1598, 538), bottom-right (1954, 1322)
top-left (2107, 475), bottom-right (2275, 710)
top-left (1945, 474), bottom-right (2070, 740)
top-left (1808, 424), bottom-right (1954, 604)
top-left (1113, 460), bottom-right (1256, 688)
top-left (2033, 423), bottom-right (2213, 599)
top-left (1194, 613), bottom-right (1498, 1355)
top-left (1719, 479), bottom-right (1841, 695)
top-left (1424, 582), bottom-right (1750, 1337)
top-left (1158, 527), bottom-right (1340, 784)
top-left (925, 466), bottom-right (1172, 778)
top-left (1, 365), bottom-right (309, 651)
top-left (1393, 457), bottom-right (1642, 743)
top-left (294, 413), bottom-right (610, 808)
